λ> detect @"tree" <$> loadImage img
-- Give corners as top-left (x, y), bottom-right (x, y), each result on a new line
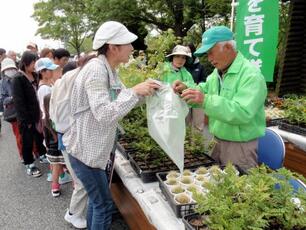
top-left (91, 0), bottom-right (206, 37)
top-left (32, 0), bottom-right (232, 53)
top-left (32, 0), bottom-right (92, 55)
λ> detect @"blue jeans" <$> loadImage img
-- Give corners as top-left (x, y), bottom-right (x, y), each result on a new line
top-left (69, 154), bottom-right (113, 230)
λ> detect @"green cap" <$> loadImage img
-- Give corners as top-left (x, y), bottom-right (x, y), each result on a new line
top-left (194, 26), bottom-right (234, 57)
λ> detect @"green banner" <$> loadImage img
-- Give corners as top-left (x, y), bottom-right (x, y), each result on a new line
top-left (235, 0), bottom-right (279, 82)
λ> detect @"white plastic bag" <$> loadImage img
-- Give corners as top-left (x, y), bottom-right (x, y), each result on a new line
top-left (146, 83), bottom-right (189, 173)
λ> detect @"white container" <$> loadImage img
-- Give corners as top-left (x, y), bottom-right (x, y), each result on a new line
top-left (169, 185), bottom-right (186, 196)
top-left (173, 192), bottom-right (192, 205)
top-left (166, 171), bottom-right (180, 180)
top-left (164, 178), bottom-right (179, 188)
top-left (179, 176), bottom-right (194, 187)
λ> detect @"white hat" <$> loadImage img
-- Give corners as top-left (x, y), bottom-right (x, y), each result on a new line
top-left (35, 58), bottom-right (59, 72)
top-left (27, 42), bottom-right (37, 50)
top-left (1, 57), bottom-right (17, 72)
top-left (166, 45), bottom-right (192, 58)
top-left (92, 21), bottom-right (138, 50)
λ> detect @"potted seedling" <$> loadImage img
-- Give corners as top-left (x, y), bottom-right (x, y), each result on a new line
top-left (166, 170), bottom-right (180, 179)
top-left (180, 176), bottom-right (194, 186)
top-left (182, 169), bottom-right (193, 176)
top-left (170, 185), bottom-right (185, 195)
top-left (165, 178), bottom-right (178, 186)
top-left (174, 193), bottom-right (192, 205)
top-left (195, 166), bottom-right (208, 175)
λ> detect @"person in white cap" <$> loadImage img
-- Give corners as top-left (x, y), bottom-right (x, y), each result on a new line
top-left (161, 44), bottom-right (195, 87)
top-left (26, 42), bottom-right (38, 54)
top-left (63, 21), bottom-right (160, 229)
top-left (0, 57), bottom-right (18, 139)
top-left (35, 57), bottom-right (71, 198)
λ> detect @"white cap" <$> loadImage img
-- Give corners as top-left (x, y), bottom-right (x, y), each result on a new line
top-left (27, 42), bottom-right (37, 50)
top-left (166, 45), bottom-right (192, 58)
top-left (92, 21), bottom-right (138, 50)
top-left (35, 58), bottom-right (59, 72)
top-left (1, 57), bottom-right (17, 72)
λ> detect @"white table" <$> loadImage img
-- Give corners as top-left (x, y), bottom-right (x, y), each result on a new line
top-left (269, 126), bottom-right (306, 152)
top-left (114, 150), bottom-right (185, 230)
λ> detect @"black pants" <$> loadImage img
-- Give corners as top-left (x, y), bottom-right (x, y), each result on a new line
top-left (19, 122), bottom-right (46, 165)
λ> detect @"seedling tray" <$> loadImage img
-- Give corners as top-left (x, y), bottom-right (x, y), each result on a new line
top-left (156, 171), bottom-right (197, 218)
top-left (278, 121), bottom-right (306, 136)
top-left (156, 165), bottom-right (245, 218)
top-left (266, 118), bottom-right (284, 127)
top-left (128, 152), bottom-right (215, 183)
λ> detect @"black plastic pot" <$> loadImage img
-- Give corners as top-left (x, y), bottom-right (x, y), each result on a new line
top-left (182, 213), bottom-right (209, 230)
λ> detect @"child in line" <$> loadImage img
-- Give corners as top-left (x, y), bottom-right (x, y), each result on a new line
top-left (35, 58), bottom-right (70, 197)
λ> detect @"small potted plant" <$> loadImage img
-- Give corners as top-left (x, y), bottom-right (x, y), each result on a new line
top-left (170, 185), bottom-right (185, 195)
top-left (174, 193), bottom-right (192, 204)
top-left (166, 170), bottom-right (180, 180)
top-left (180, 176), bottom-right (193, 186)
top-left (195, 166), bottom-right (208, 175)
top-left (182, 169), bottom-right (193, 176)
top-left (165, 178), bottom-right (178, 186)
top-left (186, 184), bottom-right (201, 193)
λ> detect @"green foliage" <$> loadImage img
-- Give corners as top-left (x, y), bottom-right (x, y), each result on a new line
top-left (66, 37), bottom-right (93, 55)
top-left (282, 96), bottom-right (306, 125)
top-left (193, 164), bottom-right (306, 230)
top-left (32, 0), bottom-right (234, 54)
top-left (119, 29), bottom-right (178, 87)
top-left (274, 1), bottom-right (291, 94)
top-left (185, 127), bottom-right (206, 155)
top-left (145, 29), bottom-right (178, 68)
top-left (32, 0), bottom-right (92, 55)
top-left (205, 0), bottom-right (231, 19)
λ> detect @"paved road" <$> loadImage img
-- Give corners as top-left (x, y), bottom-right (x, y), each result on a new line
top-left (0, 119), bottom-right (129, 230)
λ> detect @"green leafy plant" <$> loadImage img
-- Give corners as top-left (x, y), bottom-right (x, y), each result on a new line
top-left (185, 127), bottom-right (208, 155)
top-left (119, 29), bottom-right (178, 87)
top-left (282, 96), bottom-right (306, 126)
top-left (193, 164), bottom-right (306, 230)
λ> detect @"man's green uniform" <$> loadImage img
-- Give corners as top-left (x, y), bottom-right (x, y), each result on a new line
top-left (197, 52), bottom-right (267, 141)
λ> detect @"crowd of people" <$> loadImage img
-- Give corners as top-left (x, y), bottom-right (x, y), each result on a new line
top-left (0, 45), bottom-right (88, 228)
top-left (0, 21), bottom-right (267, 230)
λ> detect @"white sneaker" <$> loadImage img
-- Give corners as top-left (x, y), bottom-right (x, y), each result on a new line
top-left (64, 209), bottom-right (87, 229)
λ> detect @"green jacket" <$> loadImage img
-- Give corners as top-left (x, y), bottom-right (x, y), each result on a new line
top-left (161, 62), bottom-right (195, 88)
top-left (197, 52), bottom-right (267, 142)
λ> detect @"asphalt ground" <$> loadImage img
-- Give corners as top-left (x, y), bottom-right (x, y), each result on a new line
top-left (0, 118), bottom-right (129, 230)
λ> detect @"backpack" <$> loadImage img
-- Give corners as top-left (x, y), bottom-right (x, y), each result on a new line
top-left (3, 96), bottom-right (17, 122)
top-left (2, 76), bottom-right (17, 123)
top-left (49, 68), bottom-right (80, 133)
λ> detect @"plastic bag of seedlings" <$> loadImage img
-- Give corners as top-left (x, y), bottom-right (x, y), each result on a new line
top-left (146, 81), bottom-right (189, 173)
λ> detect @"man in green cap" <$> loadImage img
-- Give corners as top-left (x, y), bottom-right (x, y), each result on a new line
top-left (173, 26), bottom-right (267, 171)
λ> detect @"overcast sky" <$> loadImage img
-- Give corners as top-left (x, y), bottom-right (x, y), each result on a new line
top-left (0, 0), bottom-right (62, 54)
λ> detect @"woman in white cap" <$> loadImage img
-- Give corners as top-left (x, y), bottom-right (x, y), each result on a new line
top-left (63, 21), bottom-right (160, 229)
top-left (161, 44), bottom-right (195, 87)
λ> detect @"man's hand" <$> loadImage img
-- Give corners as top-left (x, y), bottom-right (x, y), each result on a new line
top-left (181, 89), bottom-right (205, 105)
top-left (172, 80), bottom-right (187, 94)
